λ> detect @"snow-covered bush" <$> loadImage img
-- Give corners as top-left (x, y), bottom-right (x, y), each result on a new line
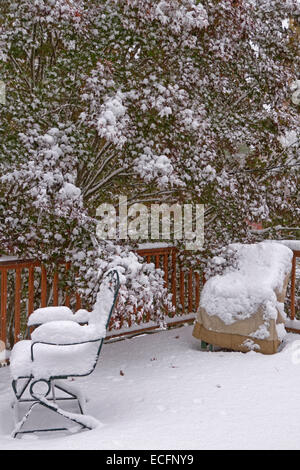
top-left (0, 0), bottom-right (299, 329)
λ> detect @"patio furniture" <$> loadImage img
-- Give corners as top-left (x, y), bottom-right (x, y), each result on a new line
top-left (193, 242), bottom-right (293, 354)
top-left (10, 270), bottom-right (120, 437)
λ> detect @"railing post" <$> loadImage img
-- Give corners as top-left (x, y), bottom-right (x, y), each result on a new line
top-left (53, 271), bottom-right (59, 306)
top-left (171, 248), bottom-right (177, 312)
top-left (195, 272), bottom-right (200, 311)
top-left (0, 268), bottom-right (7, 345)
top-left (14, 268), bottom-right (21, 343)
top-left (188, 269), bottom-right (193, 313)
top-left (41, 265), bottom-right (47, 308)
top-left (65, 262), bottom-right (71, 307)
top-left (180, 269), bottom-right (185, 314)
top-left (28, 265), bottom-right (35, 317)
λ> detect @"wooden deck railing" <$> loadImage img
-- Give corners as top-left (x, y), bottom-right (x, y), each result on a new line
top-left (0, 247), bottom-right (205, 348)
top-left (136, 247), bottom-right (203, 316)
top-left (0, 258), bottom-right (78, 347)
top-left (1, 246), bottom-right (298, 349)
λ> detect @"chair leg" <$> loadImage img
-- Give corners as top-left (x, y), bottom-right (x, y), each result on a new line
top-left (12, 379), bottom-right (99, 437)
top-left (36, 396), bottom-right (99, 431)
top-left (12, 401), bottom-right (41, 438)
top-left (54, 380), bottom-right (88, 415)
top-left (11, 397), bottom-right (20, 426)
top-left (12, 378), bottom-right (32, 401)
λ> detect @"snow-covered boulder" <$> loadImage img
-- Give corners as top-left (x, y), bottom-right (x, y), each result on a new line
top-left (193, 241), bottom-right (293, 354)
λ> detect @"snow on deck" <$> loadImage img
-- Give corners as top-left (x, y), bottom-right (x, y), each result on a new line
top-left (1, 325), bottom-right (300, 450)
top-left (278, 240), bottom-right (300, 252)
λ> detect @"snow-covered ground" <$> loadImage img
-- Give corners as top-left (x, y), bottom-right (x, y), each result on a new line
top-left (1, 325), bottom-right (300, 450)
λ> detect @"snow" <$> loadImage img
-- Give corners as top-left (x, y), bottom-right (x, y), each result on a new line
top-left (10, 276), bottom-right (115, 381)
top-left (285, 319), bottom-right (300, 331)
top-left (28, 306), bottom-right (90, 327)
top-left (138, 242), bottom-right (172, 249)
top-left (10, 337), bottom-right (101, 381)
top-left (3, 325), bottom-right (300, 449)
top-left (31, 322), bottom-right (101, 344)
top-left (30, 341), bottom-right (101, 380)
top-left (200, 241), bottom-right (293, 325)
top-left (59, 182), bottom-right (81, 200)
top-left (10, 340), bottom-right (33, 379)
top-left (0, 256), bottom-right (20, 263)
top-left (291, 79), bottom-right (300, 105)
top-left (277, 240), bottom-right (300, 252)
top-left (28, 307), bottom-right (75, 326)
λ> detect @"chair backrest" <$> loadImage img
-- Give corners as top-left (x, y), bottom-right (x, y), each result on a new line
top-left (81, 269), bottom-right (120, 375)
top-left (88, 269), bottom-right (120, 334)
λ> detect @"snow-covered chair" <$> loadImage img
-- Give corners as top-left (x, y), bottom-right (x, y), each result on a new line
top-left (193, 242), bottom-right (293, 354)
top-left (10, 270), bottom-right (120, 438)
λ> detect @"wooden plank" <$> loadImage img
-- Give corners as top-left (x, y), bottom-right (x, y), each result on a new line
top-left (188, 269), bottom-right (193, 313)
top-left (28, 265), bottom-right (35, 316)
top-left (180, 270), bottom-right (185, 314)
top-left (75, 294), bottom-right (82, 311)
top-left (0, 268), bottom-right (7, 344)
top-left (195, 272), bottom-right (200, 311)
top-left (65, 262), bottom-right (71, 307)
top-left (163, 254), bottom-right (168, 287)
top-left (53, 271), bottom-right (59, 306)
top-left (286, 327), bottom-right (300, 335)
top-left (14, 268), bottom-right (21, 343)
top-left (106, 316), bottom-right (196, 341)
top-left (41, 265), bottom-right (47, 308)
top-left (155, 255), bottom-right (160, 269)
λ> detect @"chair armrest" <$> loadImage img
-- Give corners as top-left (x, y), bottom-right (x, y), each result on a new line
top-left (30, 337), bottom-right (103, 379)
top-left (30, 337), bottom-right (102, 362)
top-left (31, 320), bottom-right (102, 346)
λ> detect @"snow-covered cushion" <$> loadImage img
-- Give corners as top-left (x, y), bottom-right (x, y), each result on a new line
top-left (10, 337), bottom-right (101, 380)
top-left (28, 306), bottom-right (75, 326)
top-left (31, 321), bottom-right (102, 344)
top-left (10, 340), bottom-right (33, 379)
top-left (28, 306), bottom-right (90, 328)
top-left (31, 341), bottom-right (101, 380)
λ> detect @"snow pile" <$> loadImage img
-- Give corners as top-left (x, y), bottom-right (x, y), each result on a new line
top-left (276, 239), bottom-right (300, 252)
